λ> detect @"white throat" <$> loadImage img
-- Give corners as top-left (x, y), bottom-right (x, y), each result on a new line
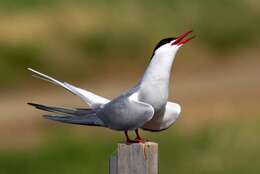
top-left (136, 45), bottom-right (180, 110)
top-left (140, 46), bottom-right (179, 85)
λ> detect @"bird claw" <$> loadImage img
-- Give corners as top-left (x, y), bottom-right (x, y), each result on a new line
top-left (124, 129), bottom-right (146, 144)
top-left (126, 140), bottom-right (136, 145)
top-left (135, 137), bottom-right (146, 143)
top-left (125, 138), bottom-right (146, 144)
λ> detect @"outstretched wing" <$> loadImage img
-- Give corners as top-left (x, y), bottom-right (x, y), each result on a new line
top-left (28, 68), bottom-right (110, 108)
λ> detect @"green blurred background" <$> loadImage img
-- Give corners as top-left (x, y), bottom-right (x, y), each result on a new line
top-left (0, 0), bottom-right (259, 173)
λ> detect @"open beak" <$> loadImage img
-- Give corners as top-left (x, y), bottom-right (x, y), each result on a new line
top-left (171, 30), bottom-right (195, 46)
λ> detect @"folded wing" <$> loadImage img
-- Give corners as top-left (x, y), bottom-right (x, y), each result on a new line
top-left (98, 92), bottom-right (155, 131)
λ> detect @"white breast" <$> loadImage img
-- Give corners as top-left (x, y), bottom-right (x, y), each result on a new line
top-left (142, 101), bottom-right (181, 131)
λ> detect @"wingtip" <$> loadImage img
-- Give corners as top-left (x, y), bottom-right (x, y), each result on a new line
top-left (27, 102), bottom-right (40, 107)
top-left (27, 67), bottom-right (33, 71)
top-left (27, 102), bottom-right (34, 106)
top-left (27, 68), bottom-right (38, 75)
top-left (27, 67), bottom-right (37, 73)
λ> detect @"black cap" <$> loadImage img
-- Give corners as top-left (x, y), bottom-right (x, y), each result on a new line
top-left (150, 37), bottom-right (175, 60)
top-left (153, 37), bottom-right (175, 52)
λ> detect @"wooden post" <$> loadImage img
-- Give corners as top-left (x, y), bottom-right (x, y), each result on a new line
top-left (109, 142), bottom-right (158, 174)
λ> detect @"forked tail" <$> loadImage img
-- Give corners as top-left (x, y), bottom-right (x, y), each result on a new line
top-left (28, 103), bottom-right (104, 126)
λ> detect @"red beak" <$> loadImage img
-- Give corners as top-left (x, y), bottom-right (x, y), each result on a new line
top-left (171, 30), bottom-right (195, 45)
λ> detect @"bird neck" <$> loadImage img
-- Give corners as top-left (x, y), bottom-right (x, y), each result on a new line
top-left (140, 51), bottom-right (177, 86)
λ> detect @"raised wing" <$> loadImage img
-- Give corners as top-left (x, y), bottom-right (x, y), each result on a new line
top-left (142, 101), bottom-right (181, 131)
top-left (28, 68), bottom-right (110, 108)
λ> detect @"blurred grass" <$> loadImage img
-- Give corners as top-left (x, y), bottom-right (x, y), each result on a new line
top-left (0, 43), bottom-right (43, 87)
top-left (0, 119), bottom-right (259, 174)
top-left (0, 1), bottom-right (259, 173)
top-left (0, 0), bottom-right (259, 87)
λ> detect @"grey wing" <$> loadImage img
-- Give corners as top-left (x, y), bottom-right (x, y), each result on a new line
top-left (98, 93), bottom-right (155, 131)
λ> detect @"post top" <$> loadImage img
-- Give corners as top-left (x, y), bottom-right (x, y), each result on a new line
top-left (118, 141), bottom-right (158, 147)
top-left (110, 141), bottom-right (158, 174)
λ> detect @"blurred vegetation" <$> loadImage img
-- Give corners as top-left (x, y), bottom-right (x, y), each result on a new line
top-left (0, 120), bottom-right (259, 174)
top-left (0, 43), bottom-right (43, 87)
top-left (0, 1), bottom-right (259, 173)
top-left (0, 0), bottom-right (259, 87)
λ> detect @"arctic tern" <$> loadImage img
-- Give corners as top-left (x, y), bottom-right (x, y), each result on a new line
top-left (28, 31), bottom-right (194, 143)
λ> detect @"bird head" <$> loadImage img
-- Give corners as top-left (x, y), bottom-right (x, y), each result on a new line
top-left (152, 31), bottom-right (195, 57)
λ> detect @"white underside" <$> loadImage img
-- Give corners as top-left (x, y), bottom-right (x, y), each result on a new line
top-left (142, 101), bottom-right (181, 131)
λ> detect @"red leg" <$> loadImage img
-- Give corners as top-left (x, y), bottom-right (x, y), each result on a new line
top-left (124, 130), bottom-right (130, 142)
top-left (124, 130), bottom-right (134, 144)
top-left (135, 129), bottom-right (145, 143)
top-left (124, 130), bottom-right (145, 144)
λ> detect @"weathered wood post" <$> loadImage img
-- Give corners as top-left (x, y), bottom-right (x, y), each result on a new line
top-left (109, 142), bottom-right (158, 174)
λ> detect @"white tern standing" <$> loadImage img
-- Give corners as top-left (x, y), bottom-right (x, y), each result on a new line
top-left (28, 31), bottom-right (194, 143)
